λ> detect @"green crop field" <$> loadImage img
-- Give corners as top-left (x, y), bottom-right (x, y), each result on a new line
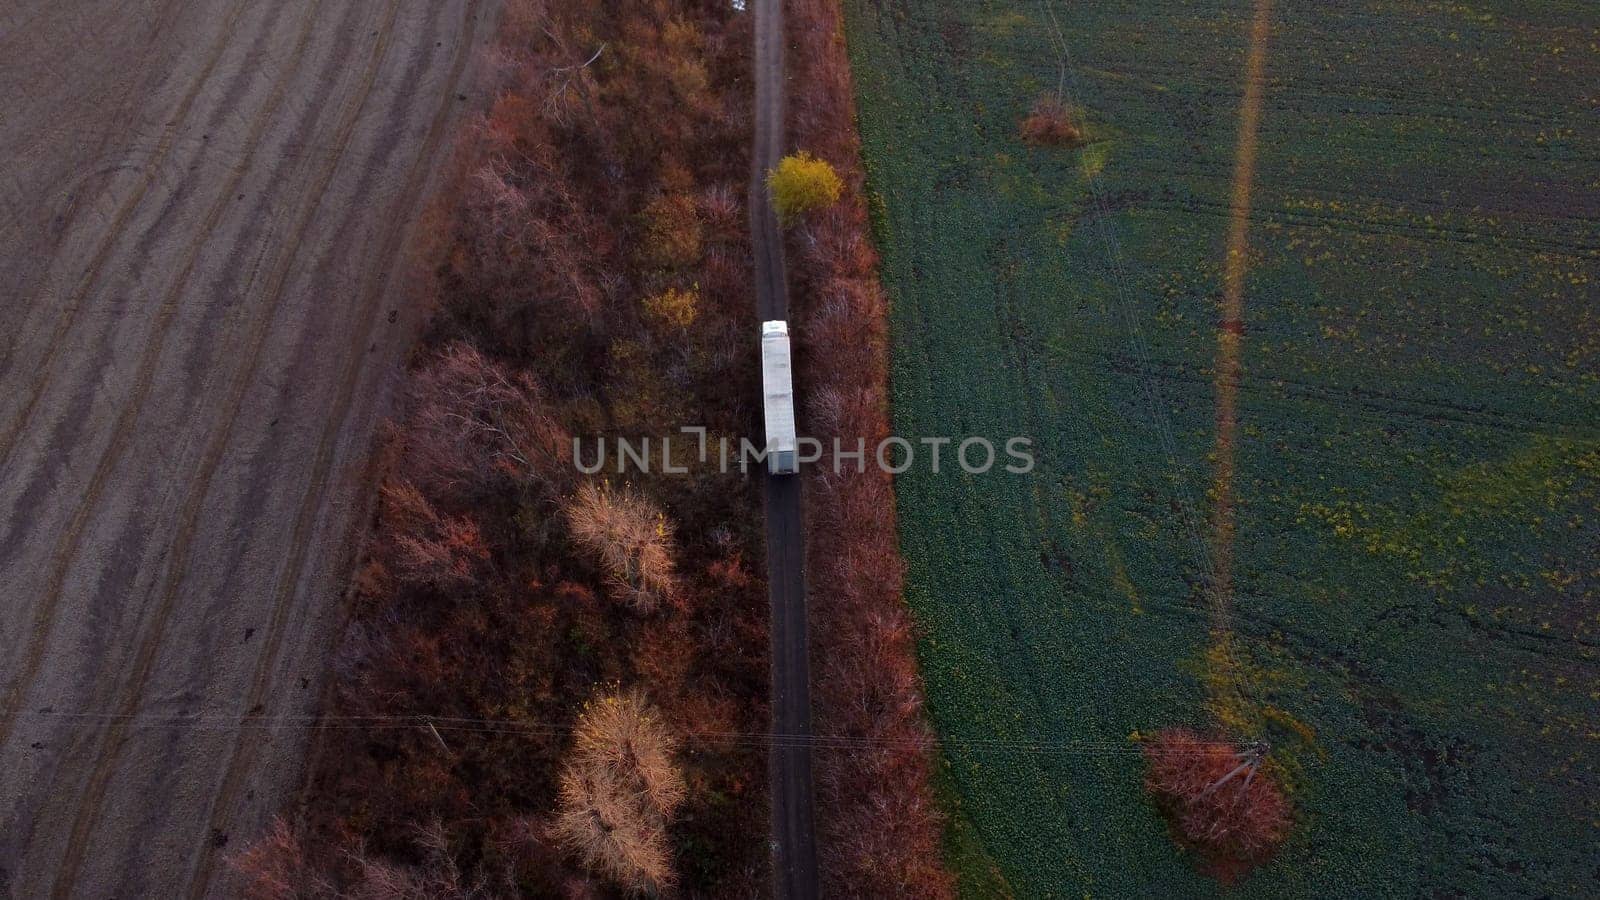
top-left (841, 0), bottom-right (1600, 895)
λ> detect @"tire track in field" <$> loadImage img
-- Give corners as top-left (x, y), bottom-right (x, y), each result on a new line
top-left (1082, 193), bottom-right (1600, 260)
top-left (180, 2), bottom-right (483, 892)
top-left (0, 0), bottom-right (248, 471)
top-left (0, 0), bottom-right (190, 161)
top-left (1209, 0), bottom-right (1272, 646)
top-left (1088, 352), bottom-right (1597, 440)
top-left (0, 0), bottom-right (312, 754)
top-left (45, 5), bottom-right (406, 893)
top-left (0, 0), bottom-right (189, 330)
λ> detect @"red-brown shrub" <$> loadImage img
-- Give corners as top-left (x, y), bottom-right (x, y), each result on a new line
top-left (1020, 93), bottom-right (1084, 147)
top-left (385, 502), bottom-right (491, 593)
top-left (639, 191), bottom-right (705, 271)
top-left (235, 821), bottom-right (488, 900)
top-left (698, 183), bottom-right (743, 244)
top-left (232, 819), bottom-right (327, 900)
top-left (398, 342), bottom-right (570, 506)
top-left (1144, 729), bottom-right (1292, 882)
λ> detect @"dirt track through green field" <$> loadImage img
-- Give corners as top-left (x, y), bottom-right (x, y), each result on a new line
top-left (1209, 0), bottom-right (1271, 634)
top-left (844, 0), bottom-right (1600, 894)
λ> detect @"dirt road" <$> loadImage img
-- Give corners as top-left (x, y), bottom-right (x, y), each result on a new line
top-left (749, 0), bottom-right (820, 896)
top-left (0, 1), bottom-right (498, 895)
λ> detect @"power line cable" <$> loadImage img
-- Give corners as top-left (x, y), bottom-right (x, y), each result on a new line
top-left (0, 707), bottom-right (1253, 757)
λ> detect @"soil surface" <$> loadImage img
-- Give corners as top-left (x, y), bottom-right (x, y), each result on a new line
top-left (0, 2), bottom-right (499, 895)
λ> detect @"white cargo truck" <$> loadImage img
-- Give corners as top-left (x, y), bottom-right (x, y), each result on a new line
top-left (760, 320), bottom-right (798, 475)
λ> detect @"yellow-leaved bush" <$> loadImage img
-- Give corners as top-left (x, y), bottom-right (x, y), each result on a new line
top-left (766, 151), bottom-right (842, 223)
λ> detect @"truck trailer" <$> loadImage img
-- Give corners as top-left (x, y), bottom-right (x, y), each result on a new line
top-left (760, 320), bottom-right (798, 475)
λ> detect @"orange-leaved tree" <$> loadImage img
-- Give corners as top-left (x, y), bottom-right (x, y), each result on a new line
top-left (551, 689), bottom-right (686, 893)
top-left (564, 482), bottom-right (678, 611)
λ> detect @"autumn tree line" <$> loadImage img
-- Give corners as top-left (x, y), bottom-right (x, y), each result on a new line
top-left (237, 0), bottom-right (767, 894)
top-left (235, 0), bottom-right (953, 896)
